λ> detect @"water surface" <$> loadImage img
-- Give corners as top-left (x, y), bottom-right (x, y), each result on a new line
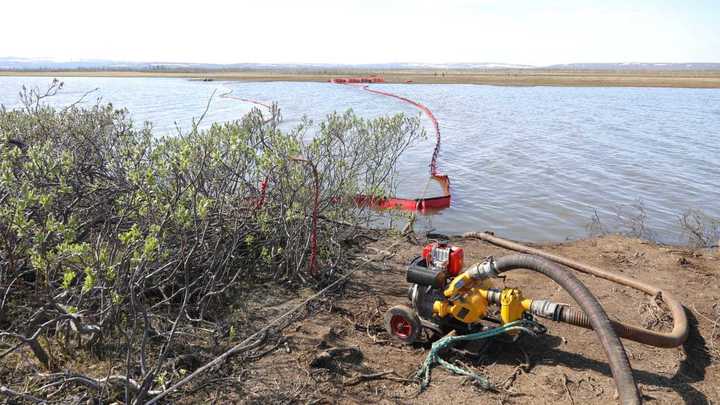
top-left (1, 76), bottom-right (718, 243)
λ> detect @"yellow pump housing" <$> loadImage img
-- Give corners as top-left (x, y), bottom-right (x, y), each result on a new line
top-left (432, 273), bottom-right (493, 324)
top-left (432, 270), bottom-right (534, 326)
top-left (433, 287), bottom-right (488, 324)
top-left (500, 288), bottom-right (533, 324)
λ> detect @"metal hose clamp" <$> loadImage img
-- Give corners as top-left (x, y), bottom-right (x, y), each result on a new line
top-left (467, 256), bottom-right (499, 280)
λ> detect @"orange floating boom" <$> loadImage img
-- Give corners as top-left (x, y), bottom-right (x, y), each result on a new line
top-left (333, 80), bottom-right (452, 212)
top-left (330, 76), bottom-right (385, 84)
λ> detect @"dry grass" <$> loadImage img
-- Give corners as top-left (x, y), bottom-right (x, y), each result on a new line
top-left (2, 69), bottom-right (720, 88)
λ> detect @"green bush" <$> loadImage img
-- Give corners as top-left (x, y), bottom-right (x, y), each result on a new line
top-left (0, 81), bottom-right (422, 397)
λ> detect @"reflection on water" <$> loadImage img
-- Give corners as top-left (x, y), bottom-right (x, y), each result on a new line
top-left (1, 76), bottom-right (718, 243)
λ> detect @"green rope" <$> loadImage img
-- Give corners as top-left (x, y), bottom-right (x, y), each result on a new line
top-left (416, 319), bottom-right (537, 390)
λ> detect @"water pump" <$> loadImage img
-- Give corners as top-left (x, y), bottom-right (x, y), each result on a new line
top-left (384, 240), bottom-right (530, 343)
top-left (383, 234), bottom-right (690, 405)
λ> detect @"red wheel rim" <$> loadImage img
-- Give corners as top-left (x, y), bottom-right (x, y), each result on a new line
top-left (390, 314), bottom-right (413, 338)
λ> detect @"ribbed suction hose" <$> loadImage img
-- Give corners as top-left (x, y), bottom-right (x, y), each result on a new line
top-left (464, 231), bottom-right (688, 348)
top-left (492, 254), bottom-right (641, 405)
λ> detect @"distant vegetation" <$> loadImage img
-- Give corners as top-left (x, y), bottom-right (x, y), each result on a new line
top-left (2, 57), bottom-right (720, 72)
top-left (4, 61), bottom-right (719, 88)
top-left (0, 80), bottom-right (422, 402)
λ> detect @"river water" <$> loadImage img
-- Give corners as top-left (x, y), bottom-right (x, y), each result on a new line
top-left (1, 76), bottom-right (718, 243)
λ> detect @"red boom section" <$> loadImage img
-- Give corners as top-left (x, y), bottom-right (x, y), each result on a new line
top-left (346, 81), bottom-right (451, 212)
top-left (222, 81), bottom-right (452, 213)
top-left (222, 79), bottom-right (453, 274)
top-left (330, 76), bottom-right (385, 84)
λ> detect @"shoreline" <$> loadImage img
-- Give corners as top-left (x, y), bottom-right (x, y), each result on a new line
top-left (7, 233), bottom-right (716, 402)
top-left (2, 69), bottom-right (720, 88)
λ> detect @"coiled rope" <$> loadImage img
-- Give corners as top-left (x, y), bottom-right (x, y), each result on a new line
top-left (416, 319), bottom-right (539, 390)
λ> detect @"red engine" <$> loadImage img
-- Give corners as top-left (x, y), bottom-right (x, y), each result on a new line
top-left (422, 241), bottom-right (464, 276)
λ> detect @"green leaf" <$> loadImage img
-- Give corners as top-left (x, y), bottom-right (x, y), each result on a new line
top-left (62, 270), bottom-right (77, 290)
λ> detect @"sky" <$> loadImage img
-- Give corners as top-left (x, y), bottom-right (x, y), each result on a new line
top-left (1, 0), bottom-right (719, 66)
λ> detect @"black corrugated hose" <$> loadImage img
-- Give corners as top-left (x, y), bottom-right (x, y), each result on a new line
top-left (493, 254), bottom-right (641, 405)
top-left (464, 231), bottom-right (687, 348)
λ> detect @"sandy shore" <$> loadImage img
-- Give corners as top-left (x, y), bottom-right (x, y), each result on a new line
top-left (3, 69), bottom-right (720, 88)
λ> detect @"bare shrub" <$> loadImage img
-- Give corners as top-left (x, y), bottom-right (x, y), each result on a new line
top-left (586, 200), bottom-right (656, 241)
top-left (586, 209), bottom-right (608, 237)
top-left (0, 81), bottom-right (422, 402)
top-left (679, 209), bottom-right (720, 248)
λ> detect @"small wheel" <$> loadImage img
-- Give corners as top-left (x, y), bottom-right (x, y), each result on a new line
top-left (384, 305), bottom-right (421, 344)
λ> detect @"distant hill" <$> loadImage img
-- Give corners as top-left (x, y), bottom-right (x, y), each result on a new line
top-left (546, 62), bottom-right (720, 71)
top-left (1, 58), bottom-right (719, 72)
top-left (0, 58), bottom-right (536, 71)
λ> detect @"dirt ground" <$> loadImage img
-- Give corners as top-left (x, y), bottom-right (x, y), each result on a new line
top-left (3, 234), bottom-right (717, 404)
top-left (193, 234), bottom-right (720, 405)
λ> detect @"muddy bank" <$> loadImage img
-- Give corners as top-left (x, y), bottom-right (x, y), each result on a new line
top-left (211, 234), bottom-right (719, 404)
top-left (2, 234), bottom-right (718, 404)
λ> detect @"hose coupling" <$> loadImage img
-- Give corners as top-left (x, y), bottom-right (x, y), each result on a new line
top-left (530, 299), bottom-right (562, 321)
top-left (467, 256), bottom-right (499, 280)
top-left (485, 288), bottom-right (502, 305)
